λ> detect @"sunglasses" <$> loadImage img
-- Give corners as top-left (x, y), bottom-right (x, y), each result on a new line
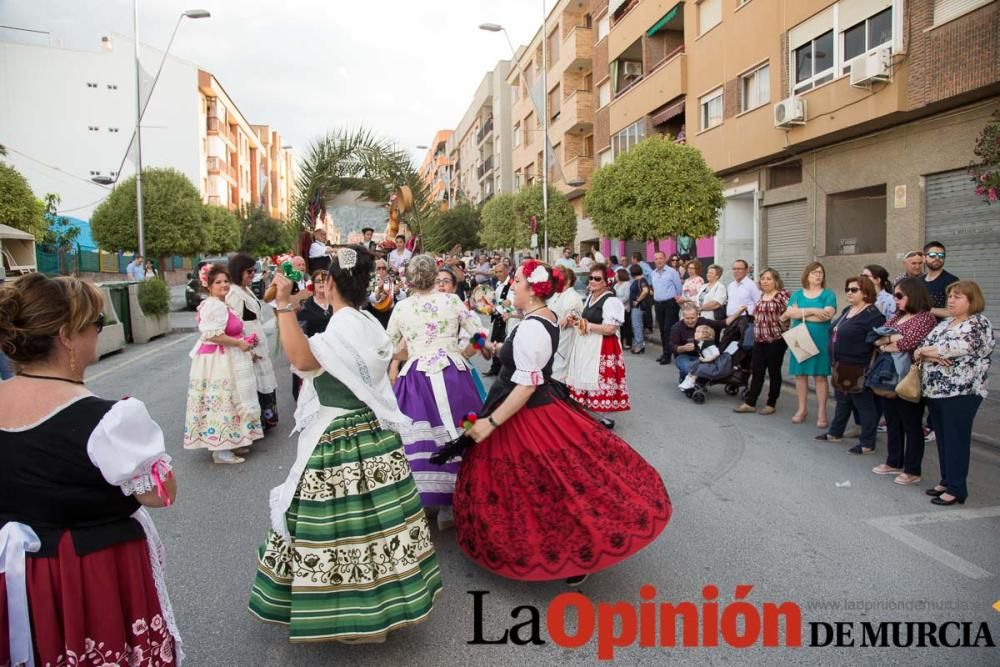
top-left (845, 287), bottom-right (862, 293)
top-left (93, 312), bottom-right (105, 334)
top-left (893, 292), bottom-right (906, 300)
top-left (588, 276), bottom-right (605, 282)
top-left (926, 252), bottom-right (945, 259)
top-left (376, 266), bottom-right (388, 271)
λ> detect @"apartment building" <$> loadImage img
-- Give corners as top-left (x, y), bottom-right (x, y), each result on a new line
top-left (0, 34), bottom-right (294, 223)
top-left (448, 62), bottom-right (515, 206)
top-left (418, 130), bottom-right (455, 208)
top-left (598, 0), bottom-right (999, 319)
top-left (507, 0), bottom-right (598, 256)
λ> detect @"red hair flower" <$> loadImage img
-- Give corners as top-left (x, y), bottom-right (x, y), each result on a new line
top-left (522, 260), bottom-right (555, 299)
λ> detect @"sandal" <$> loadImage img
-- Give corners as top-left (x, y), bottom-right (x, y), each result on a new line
top-left (894, 473), bottom-right (921, 485)
top-left (872, 464), bottom-right (903, 475)
top-left (815, 433), bottom-right (843, 442)
top-left (848, 445), bottom-right (875, 455)
top-left (791, 411), bottom-right (807, 424)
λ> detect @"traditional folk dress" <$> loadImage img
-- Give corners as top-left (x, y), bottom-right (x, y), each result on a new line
top-left (183, 297), bottom-right (262, 451)
top-left (566, 291), bottom-right (631, 411)
top-left (227, 285), bottom-right (279, 429)
top-left (387, 291), bottom-right (487, 507)
top-left (249, 307), bottom-right (443, 643)
top-left (546, 287), bottom-right (584, 382)
top-left (454, 315), bottom-right (671, 581)
top-left (0, 397), bottom-right (183, 666)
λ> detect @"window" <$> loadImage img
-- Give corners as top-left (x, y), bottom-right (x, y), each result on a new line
top-left (698, 0), bottom-right (722, 35)
top-left (826, 184), bottom-right (887, 255)
top-left (842, 6), bottom-right (892, 73)
top-left (793, 30), bottom-right (834, 94)
top-left (513, 122), bottom-right (521, 148)
top-left (598, 81), bottom-right (611, 108)
top-left (740, 63), bottom-right (770, 113)
top-left (514, 171), bottom-right (522, 189)
top-left (767, 161), bottom-right (802, 188)
top-left (597, 14), bottom-right (610, 40)
top-left (611, 120), bottom-right (646, 157)
top-left (524, 114), bottom-right (533, 145)
top-left (934, 0), bottom-right (993, 25)
top-left (699, 89), bottom-right (723, 131)
top-left (599, 148), bottom-right (613, 168)
top-left (86, 82), bottom-right (97, 88)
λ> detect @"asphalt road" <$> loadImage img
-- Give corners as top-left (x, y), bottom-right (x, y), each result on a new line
top-left (84, 320), bottom-right (1000, 666)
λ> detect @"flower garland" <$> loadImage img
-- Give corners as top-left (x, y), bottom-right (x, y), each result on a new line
top-left (969, 110), bottom-right (1000, 204)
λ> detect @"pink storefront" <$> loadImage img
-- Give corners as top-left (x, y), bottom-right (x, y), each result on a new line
top-left (600, 237), bottom-right (716, 263)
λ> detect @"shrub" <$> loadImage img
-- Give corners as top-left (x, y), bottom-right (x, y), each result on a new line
top-left (137, 278), bottom-right (170, 317)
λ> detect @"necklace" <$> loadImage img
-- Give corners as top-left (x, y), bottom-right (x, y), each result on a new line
top-left (19, 372), bottom-right (85, 385)
top-left (523, 304), bottom-right (546, 317)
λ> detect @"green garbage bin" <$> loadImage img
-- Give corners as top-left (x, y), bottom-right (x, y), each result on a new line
top-left (104, 282), bottom-right (132, 343)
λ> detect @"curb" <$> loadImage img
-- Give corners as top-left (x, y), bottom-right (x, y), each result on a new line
top-left (642, 333), bottom-right (1000, 451)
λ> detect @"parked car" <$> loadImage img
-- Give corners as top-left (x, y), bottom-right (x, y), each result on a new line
top-left (185, 256), bottom-right (230, 309)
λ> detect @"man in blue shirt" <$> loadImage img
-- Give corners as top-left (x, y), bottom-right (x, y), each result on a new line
top-left (649, 250), bottom-right (683, 364)
top-left (126, 255), bottom-right (144, 281)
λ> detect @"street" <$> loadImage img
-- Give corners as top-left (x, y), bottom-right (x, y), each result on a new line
top-left (84, 322), bottom-right (1000, 666)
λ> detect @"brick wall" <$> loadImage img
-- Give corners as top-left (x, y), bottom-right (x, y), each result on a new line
top-left (723, 77), bottom-right (740, 119)
top-left (594, 38), bottom-right (609, 83)
top-left (596, 105), bottom-right (610, 151)
top-left (907, 0), bottom-right (1000, 109)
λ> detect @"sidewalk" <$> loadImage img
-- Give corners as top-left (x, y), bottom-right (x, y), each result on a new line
top-left (643, 327), bottom-right (1000, 449)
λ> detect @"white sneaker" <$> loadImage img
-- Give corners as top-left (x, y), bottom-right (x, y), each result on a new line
top-left (678, 377), bottom-right (696, 391)
top-left (212, 450), bottom-right (245, 464)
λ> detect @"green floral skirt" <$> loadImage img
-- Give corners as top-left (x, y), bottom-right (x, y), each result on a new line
top-left (248, 408), bottom-right (443, 642)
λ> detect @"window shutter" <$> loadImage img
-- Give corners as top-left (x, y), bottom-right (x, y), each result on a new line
top-left (933, 0), bottom-right (993, 25)
top-left (839, 0), bottom-right (892, 30)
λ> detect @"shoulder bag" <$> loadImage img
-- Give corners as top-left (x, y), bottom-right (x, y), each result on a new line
top-left (895, 362), bottom-right (922, 403)
top-left (782, 323), bottom-right (819, 363)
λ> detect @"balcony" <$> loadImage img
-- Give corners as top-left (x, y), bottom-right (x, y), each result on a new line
top-left (206, 155), bottom-right (223, 174)
top-left (609, 52), bottom-right (686, 134)
top-left (477, 155), bottom-right (494, 180)
top-left (564, 155), bottom-right (594, 184)
top-left (561, 26), bottom-right (593, 73)
top-left (476, 118), bottom-right (494, 145)
top-left (554, 89), bottom-right (594, 135)
top-left (207, 195), bottom-right (222, 206)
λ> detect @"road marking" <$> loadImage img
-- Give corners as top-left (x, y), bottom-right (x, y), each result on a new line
top-left (994, 599), bottom-right (1000, 614)
top-left (867, 506), bottom-right (1000, 579)
top-left (87, 334), bottom-right (195, 382)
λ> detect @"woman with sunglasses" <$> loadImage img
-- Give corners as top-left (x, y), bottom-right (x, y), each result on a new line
top-left (566, 264), bottom-right (630, 427)
top-left (0, 274), bottom-right (182, 665)
top-left (815, 276), bottom-right (885, 454)
top-left (871, 278), bottom-right (936, 485)
top-left (228, 253), bottom-right (279, 431)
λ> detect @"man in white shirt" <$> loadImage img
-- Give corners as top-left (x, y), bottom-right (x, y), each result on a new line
top-left (308, 228), bottom-right (332, 273)
top-left (556, 247), bottom-right (577, 272)
top-left (387, 234), bottom-right (412, 273)
top-left (726, 259), bottom-right (761, 317)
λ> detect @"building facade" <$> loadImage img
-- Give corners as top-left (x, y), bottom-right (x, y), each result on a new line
top-left (418, 129), bottom-right (455, 208)
top-left (0, 34), bottom-right (295, 223)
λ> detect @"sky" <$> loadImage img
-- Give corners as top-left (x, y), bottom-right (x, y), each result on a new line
top-left (0, 0), bottom-right (546, 167)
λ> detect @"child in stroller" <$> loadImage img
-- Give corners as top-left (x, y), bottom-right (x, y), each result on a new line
top-left (682, 316), bottom-right (755, 404)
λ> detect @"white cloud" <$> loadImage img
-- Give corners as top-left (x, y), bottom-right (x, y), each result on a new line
top-left (1, 0), bottom-right (548, 166)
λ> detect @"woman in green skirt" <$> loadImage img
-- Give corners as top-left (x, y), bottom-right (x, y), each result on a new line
top-left (249, 245), bottom-right (443, 643)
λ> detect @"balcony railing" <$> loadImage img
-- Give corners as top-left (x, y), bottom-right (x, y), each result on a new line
top-left (477, 155), bottom-right (495, 180)
top-left (207, 156), bottom-right (223, 173)
top-left (207, 195), bottom-right (222, 206)
top-left (564, 155), bottom-right (594, 184)
top-left (207, 116), bottom-right (220, 132)
top-left (477, 118), bottom-right (494, 144)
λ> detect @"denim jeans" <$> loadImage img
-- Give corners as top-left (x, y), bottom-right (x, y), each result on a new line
top-left (927, 395), bottom-right (982, 500)
top-left (830, 388), bottom-right (878, 447)
top-left (675, 354), bottom-right (699, 383)
top-left (630, 307), bottom-right (645, 348)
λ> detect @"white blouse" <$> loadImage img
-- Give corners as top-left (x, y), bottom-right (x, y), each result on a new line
top-left (86, 398), bottom-right (173, 497)
top-left (585, 292), bottom-right (625, 326)
top-left (511, 317), bottom-right (555, 386)
top-left (387, 291), bottom-right (488, 375)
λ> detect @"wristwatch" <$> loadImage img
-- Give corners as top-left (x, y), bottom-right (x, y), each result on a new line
top-left (275, 303), bottom-right (295, 313)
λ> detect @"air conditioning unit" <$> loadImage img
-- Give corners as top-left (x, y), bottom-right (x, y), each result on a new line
top-left (850, 46), bottom-right (893, 88)
top-left (773, 96), bottom-right (806, 128)
top-left (623, 61), bottom-right (643, 77)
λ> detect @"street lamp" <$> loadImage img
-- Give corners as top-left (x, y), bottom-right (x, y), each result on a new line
top-left (480, 7), bottom-right (552, 260)
top-left (91, 6), bottom-right (211, 254)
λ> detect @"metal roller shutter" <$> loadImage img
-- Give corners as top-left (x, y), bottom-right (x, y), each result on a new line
top-left (764, 200), bottom-right (811, 284)
top-left (925, 169), bottom-right (1000, 325)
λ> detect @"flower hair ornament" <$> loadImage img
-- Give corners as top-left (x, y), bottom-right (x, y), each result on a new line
top-left (337, 247), bottom-right (357, 273)
top-left (198, 263), bottom-right (211, 288)
top-left (522, 260), bottom-right (555, 299)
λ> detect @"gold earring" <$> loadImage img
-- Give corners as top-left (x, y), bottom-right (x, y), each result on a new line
top-left (69, 347), bottom-right (77, 374)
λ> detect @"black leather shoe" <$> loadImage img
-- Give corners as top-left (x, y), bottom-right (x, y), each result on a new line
top-left (930, 494), bottom-right (965, 506)
top-left (659, 358), bottom-right (672, 365)
top-left (925, 487), bottom-right (947, 497)
top-left (599, 417), bottom-right (615, 430)
top-left (655, 355), bottom-right (666, 362)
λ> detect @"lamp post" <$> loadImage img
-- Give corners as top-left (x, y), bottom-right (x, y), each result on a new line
top-left (92, 7), bottom-right (210, 257)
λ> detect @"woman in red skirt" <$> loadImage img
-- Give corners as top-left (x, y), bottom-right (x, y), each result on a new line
top-left (451, 260), bottom-right (671, 584)
top-left (566, 263), bottom-right (630, 429)
top-left (0, 274), bottom-right (181, 666)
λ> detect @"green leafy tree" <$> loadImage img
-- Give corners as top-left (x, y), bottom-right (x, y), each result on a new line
top-left (240, 206), bottom-right (290, 257)
top-left (514, 184), bottom-right (578, 249)
top-left (91, 168), bottom-right (207, 256)
top-left (423, 202), bottom-right (480, 254)
top-left (0, 162), bottom-right (46, 240)
top-left (202, 205), bottom-right (241, 255)
top-left (585, 135), bottom-right (723, 242)
top-left (480, 193), bottom-right (522, 250)
top-left (42, 194), bottom-right (80, 250)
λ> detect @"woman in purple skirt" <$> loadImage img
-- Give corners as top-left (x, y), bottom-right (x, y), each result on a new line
top-left (388, 254), bottom-right (490, 529)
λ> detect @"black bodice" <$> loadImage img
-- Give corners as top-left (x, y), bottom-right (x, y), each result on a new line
top-left (482, 315), bottom-right (560, 414)
top-left (582, 291), bottom-right (614, 324)
top-left (0, 397), bottom-right (144, 557)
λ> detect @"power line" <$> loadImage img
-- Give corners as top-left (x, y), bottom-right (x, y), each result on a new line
top-left (4, 145), bottom-right (112, 190)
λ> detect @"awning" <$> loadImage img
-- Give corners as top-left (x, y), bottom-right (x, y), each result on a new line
top-left (647, 3), bottom-right (682, 37)
top-left (0, 223), bottom-right (35, 241)
top-left (651, 97), bottom-right (686, 126)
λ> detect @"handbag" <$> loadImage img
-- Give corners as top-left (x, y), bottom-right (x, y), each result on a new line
top-left (781, 323), bottom-right (820, 363)
top-left (832, 361), bottom-right (866, 394)
top-left (895, 362), bottom-right (922, 403)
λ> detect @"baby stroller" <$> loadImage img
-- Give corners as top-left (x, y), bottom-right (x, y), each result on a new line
top-left (685, 316), bottom-right (755, 404)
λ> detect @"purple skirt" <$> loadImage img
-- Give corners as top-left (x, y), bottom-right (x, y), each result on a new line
top-left (394, 360), bottom-right (483, 506)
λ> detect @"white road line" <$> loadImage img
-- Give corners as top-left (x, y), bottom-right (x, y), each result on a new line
top-left (866, 506), bottom-right (1000, 579)
top-left (87, 334), bottom-right (195, 382)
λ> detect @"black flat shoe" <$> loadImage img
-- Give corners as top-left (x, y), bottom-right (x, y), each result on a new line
top-left (566, 574), bottom-right (589, 586)
top-left (930, 494), bottom-right (965, 506)
top-left (925, 487), bottom-right (947, 497)
top-left (599, 417), bottom-right (615, 430)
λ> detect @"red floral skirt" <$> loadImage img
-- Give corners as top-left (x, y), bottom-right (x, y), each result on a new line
top-left (0, 532), bottom-right (176, 666)
top-left (569, 335), bottom-right (631, 412)
top-left (453, 397), bottom-right (671, 580)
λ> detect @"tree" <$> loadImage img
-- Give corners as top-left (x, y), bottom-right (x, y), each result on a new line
top-left (585, 135), bottom-right (724, 242)
top-left (42, 194), bottom-right (80, 250)
top-left (0, 162), bottom-right (46, 240)
top-left (240, 206), bottom-right (291, 257)
top-left (480, 193), bottom-right (522, 250)
top-left (422, 202), bottom-right (480, 254)
top-left (91, 168), bottom-right (207, 256)
top-left (514, 184), bottom-right (578, 249)
top-left (202, 205), bottom-right (241, 255)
